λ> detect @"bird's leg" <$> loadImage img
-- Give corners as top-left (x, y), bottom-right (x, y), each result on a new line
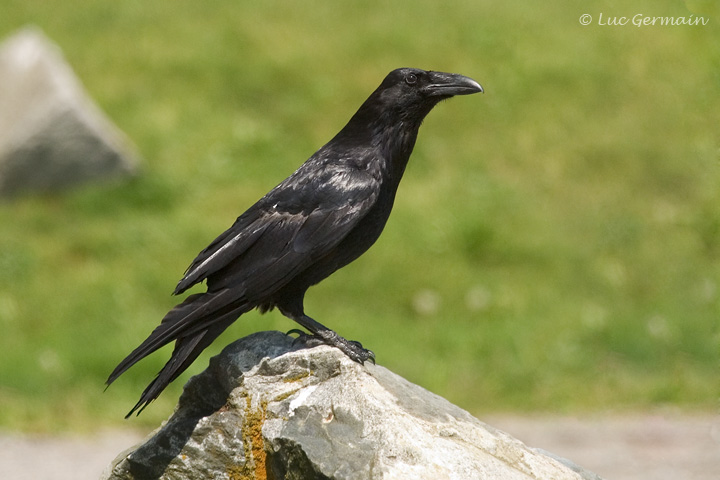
top-left (285, 313), bottom-right (375, 364)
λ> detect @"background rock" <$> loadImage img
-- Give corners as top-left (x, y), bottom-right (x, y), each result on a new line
top-left (0, 27), bottom-right (138, 198)
top-left (102, 331), bottom-right (603, 480)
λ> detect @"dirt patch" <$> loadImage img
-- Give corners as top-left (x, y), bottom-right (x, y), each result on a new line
top-left (0, 428), bottom-right (145, 480)
top-left (485, 412), bottom-right (720, 480)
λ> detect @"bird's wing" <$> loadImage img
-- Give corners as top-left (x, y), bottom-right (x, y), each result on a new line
top-left (174, 159), bottom-right (380, 297)
top-left (172, 208), bottom-right (268, 294)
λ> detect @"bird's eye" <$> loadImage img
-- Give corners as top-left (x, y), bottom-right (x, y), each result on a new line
top-left (405, 73), bottom-right (418, 85)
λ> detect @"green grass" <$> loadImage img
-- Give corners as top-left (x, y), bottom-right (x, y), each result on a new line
top-left (0, 0), bottom-right (718, 431)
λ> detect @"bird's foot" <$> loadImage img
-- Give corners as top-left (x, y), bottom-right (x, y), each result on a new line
top-left (287, 329), bottom-right (375, 364)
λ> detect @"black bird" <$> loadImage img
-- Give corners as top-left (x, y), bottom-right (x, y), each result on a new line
top-left (107, 68), bottom-right (483, 417)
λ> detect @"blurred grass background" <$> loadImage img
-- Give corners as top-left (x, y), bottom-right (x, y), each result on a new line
top-left (0, 0), bottom-right (718, 432)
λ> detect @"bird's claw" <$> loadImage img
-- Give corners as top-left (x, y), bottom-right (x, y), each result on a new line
top-left (362, 349), bottom-right (376, 365)
top-left (348, 340), bottom-right (375, 364)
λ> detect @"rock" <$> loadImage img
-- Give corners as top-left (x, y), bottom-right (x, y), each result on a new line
top-left (0, 27), bottom-right (138, 198)
top-left (102, 331), bottom-right (603, 480)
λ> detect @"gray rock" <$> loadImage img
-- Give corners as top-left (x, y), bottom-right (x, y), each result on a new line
top-left (102, 331), bottom-right (603, 480)
top-left (0, 27), bottom-right (138, 198)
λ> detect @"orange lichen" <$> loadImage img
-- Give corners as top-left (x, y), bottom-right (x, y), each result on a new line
top-left (226, 394), bottom-right (269, 480)
top-left (246, 396), bottom-right (268, 479)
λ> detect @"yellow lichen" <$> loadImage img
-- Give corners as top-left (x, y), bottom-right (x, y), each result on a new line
top-left (282, 370), bottom-right (311, 383)
top-left (274, 388), bottom-right (300, 402)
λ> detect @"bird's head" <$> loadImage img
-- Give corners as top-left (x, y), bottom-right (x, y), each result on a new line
top-left (372, 67), bottom-right (483, 121)
top-left (336, 67), bottom-right (483, 153)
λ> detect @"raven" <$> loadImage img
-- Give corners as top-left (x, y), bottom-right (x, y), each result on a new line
top-left (107, 68), bottom-right (482, 417)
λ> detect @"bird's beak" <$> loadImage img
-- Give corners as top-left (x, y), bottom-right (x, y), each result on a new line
top-left (425, 71), bottom-right (484, 97)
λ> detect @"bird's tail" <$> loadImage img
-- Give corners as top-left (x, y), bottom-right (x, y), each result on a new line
top-left (106, 290), bottom-right (250, 418)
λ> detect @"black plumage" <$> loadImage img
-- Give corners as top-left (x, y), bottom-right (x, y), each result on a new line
top-left (107, 68), bottom-right (482, 417)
